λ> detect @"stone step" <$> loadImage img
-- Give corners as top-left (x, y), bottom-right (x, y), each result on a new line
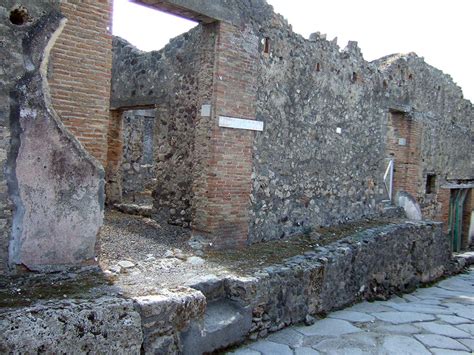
top-left (181, 299), bottom-right (252, 354)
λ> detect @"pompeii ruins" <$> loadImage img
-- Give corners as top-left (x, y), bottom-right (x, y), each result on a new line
top-left (0, 0), bottom-right (473, 353)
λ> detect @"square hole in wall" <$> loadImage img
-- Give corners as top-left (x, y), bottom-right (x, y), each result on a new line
top-left (426, 174), bottom-right (437, 194)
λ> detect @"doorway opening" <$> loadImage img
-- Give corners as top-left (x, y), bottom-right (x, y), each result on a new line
top-left (121, 109), bottom-right (157, 206)
top-left (448, 187), bottom-right (473, 252)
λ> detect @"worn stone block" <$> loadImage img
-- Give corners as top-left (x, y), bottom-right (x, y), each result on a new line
top-left (0, 297), bottom-right (143, 354)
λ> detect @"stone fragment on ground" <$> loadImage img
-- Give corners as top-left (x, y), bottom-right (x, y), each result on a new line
top-left (230, 267), bottom-right (474, 355)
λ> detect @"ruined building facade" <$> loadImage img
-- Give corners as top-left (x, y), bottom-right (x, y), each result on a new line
top-left (0, 0), bottom-right (473, 272)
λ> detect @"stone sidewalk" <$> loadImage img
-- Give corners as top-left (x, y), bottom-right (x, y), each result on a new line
top-left (230, 267), bottom-right (474, 355)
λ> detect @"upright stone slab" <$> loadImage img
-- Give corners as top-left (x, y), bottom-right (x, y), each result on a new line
top-left (7, 12), bottom-right (104, 271)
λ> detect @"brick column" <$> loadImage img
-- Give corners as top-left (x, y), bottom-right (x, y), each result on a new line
top-left (192, 22), bottom-right (259, 248)
top-left (386, 112), bottom-right (423, 199)
top-left (437, 188), bottom-right (451, 232)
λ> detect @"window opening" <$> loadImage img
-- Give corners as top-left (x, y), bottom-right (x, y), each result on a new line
top-left (426, 174), bottom-right (437, 194)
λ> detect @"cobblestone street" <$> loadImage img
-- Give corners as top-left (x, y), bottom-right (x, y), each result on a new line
top-left (230, 267), bottom-right (474, 355)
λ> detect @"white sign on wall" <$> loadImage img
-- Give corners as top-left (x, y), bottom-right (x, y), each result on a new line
top-left (218, 116), bottom-right (264, 132)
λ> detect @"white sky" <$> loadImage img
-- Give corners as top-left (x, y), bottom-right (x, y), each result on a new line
top-left (113, 0), bottom-right (474, 102)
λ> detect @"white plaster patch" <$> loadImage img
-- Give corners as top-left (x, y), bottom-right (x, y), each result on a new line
top-left (219, 116), bottom-right (264, 131)
top-left (20, 108), bottom-right (37, 120)
top-left (201, 104), bottom-right (211, 117)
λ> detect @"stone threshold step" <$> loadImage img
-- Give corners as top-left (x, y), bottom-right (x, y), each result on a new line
top-left (181, 299), bottom-right (252, 355)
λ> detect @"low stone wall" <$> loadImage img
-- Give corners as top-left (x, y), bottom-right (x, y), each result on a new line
top-left (225, 220), bottom-right (451, 339)
top-left (0, 221), bottom-right (454, 353)
top-left (0, 297), bottom-right (143, 354)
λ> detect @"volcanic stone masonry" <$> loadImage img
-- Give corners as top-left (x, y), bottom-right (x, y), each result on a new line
top-left (0, 0), bottom-right (473, 271)
top-left (111, 0), bottom-right (473, 247)
top-left (0, 0), bottom-right (111, 273)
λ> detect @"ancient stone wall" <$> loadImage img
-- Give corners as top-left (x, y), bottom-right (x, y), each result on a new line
top-left (111, 25), bottom-right (216, 226)
top-left (0, 1), bottom-right (60, 273)
top-left (0, 2), bottom-right (106, 272)
top-left (111, 0), bottom-right (472, 246)
top-left (49, 0), bottom-right (113, 165)
top-left (238, 221), bottom-right (451, 339)
top-left (377, 54), bottom-right (474, 222)
top-left (121, 110), bottom-right (157, 204)
top-left (0, 1), bottom-right (57, 274)
top-left (192, 21), bottom-right (259, 248)
top-left (249, 16), bottom-right (387, 243)
top-left (0, 220), bottom-right (453, 353)
top-left (0, 297), bottom-right (143, 353)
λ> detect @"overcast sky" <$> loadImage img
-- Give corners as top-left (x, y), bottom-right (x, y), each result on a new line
top-left (113, 0), bottom-right (474, 102)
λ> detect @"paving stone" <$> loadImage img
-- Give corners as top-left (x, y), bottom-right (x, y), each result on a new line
top-left (328, 310), bottom-right (375, 323)
top-left (248, 341), bottom-right (292, 355)
top-left (388, 303), bottom-right (451, 314)
top-left (437, 278), bottom-right (474, 293)
top-left (266, 328), bottom-right (304, 348)
top-left (451, 307), bottom-right (474, 321)
top-left (390, 296), bottom-right (407, 303)
top-left (414, 322), bottom-right (471, 338)
top-left (313, 332), bottom-right (378, 355)
top-left (458, 338), bottom-right (474, 351)
top-left (317, 347), bottom-right (367, 355)
top-left (442, 295), bottom-right (474, 305)
top-left (295, 319), bottom-right (362, 337)
top-left (429, 349), bottom-right (471, 355)
top-left (414, 334), bottom-right (468, 351)
top-left (294, 347), bottom-right (320, 355)
top-left (372, 311), bottom-right (435, 324)
top-left (231, 269), bottom-right (474, 355)
top-left (228, 349), bottom-right (261, 355)
top-left (456, 324), bottom-right (474, 336)
top-left (414, 287), bottom-right (465, 299)
top-left (438, 315), bottom-right (471, 325)
top-left (349, 302), bottom-right (395, 313)
top-left (379, 335), bottom-right (430, 355)
top-left (402, 294), bottom-right (421, 302)
top-left (417, 298), bottom-right (442, 305)
top-left (372, 324), bottom-right (421, 335)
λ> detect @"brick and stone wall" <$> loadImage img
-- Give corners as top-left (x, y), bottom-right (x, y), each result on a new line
top-left (0, 220), bottom-right (453, 353)
top-left (378, 54), bottom-right (474, 223)
top-left (49, 0), bottom-right (113, 165)
top-left (192, 22), bottom-right (259, 248)
top-left (111, 25), bottom-right (216, 226)
top-left (249, 16), bottom-right (386, 243)
top-left (0, 1), bottom-right (59, 273)
top-left (0, 1), bottom-right (110, 272)
top-left (111, 0), bottom-right (473, 247)
top-left (121, 109), bottom-right (157, 204)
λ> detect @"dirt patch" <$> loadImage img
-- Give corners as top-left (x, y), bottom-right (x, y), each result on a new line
top-left (98, 209), bottom-right (192, 267)
top-left (206, 217), bottom-right (405, 273)
top-left (0, 269), bottom-right (114, 310)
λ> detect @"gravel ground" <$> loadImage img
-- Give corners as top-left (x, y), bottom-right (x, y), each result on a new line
top-left (99, 209), bottom-right (192, 265)
top-left (98, 209), bottom-right (233, 296)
